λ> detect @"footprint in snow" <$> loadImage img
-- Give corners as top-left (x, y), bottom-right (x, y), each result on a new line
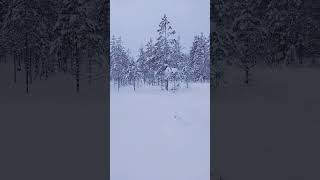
top-left (173, 113), bottom-right (191, 127)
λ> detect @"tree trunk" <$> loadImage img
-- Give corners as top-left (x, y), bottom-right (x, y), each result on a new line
top-left (29, 50), bottom-right (32, 84)
top-left (18, 53), bottom-right (21, 71)
top-left (14, 53), bottom-right (17, 83)
top-left (117, 78), bottom-right (120, 92)
top-left (25, 33), bottom-right (29, 94)
top-left (88, 56), bottom-right (92, 85)
top-left (245, 66), bottom-right (249, 85)
top-left (165, 79), bottom-right (169, 91)
top-left (76, 49), bottom-right (80, 93)
top-left (299, 55), bottom-right (303, 65)
top-left (45, 61), bottom-right (48, 80)
top-left (133, 78), bottom-right (136, 91)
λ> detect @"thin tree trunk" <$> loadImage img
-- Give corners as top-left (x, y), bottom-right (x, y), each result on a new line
top-left (45, 61), bottom-right (48, 80)
top-left (29, 50), bottom-right (32, 84)
top-left (299, 54), bottom-right (303, 65)
top-left (117, 78), bottom-right (120, 92)
top-left (14, 53), bottom-right (17, 83)
top-left (133, 77), bottom-right (136, 91)
top-left (76, 47), bottom-right (80, 93)
top-left (25, 33), bottom-right (29, 94)
top-left (245, 66), bottom-right (249, 85)
top-left (165, 79), bottom-right (169, 91)
top-left (18, 53), bottom-right (21, 71)
top-left (88, 56), bottom-right (92, 85)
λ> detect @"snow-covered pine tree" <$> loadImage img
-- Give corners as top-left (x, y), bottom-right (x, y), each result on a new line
top-left (82, 0), bottom-right (107, 85)
top-left (53, 0), bottom-right (102, 92)
top-left (32, 0), bottom-right (59, 81)
top-left (212, 41), bottom-right (226, 87)
top-left (180, 53), bottom-right (191, 88)
top-left (144, 38), bottom-right (156, 85)
top-left (154, 14), bottom-right (176, 91)
top-left (170, 36), bottom-right (183, 68)
top-left (211, 0), bottom-right (233, 87)
top-left (0, 0), bottom-right (9, 62)
top-left (264, 0), bottom-right (318, 66)
top-left (189, 33), bottom-right (210, 82)
top-left (110, 36), bottom-right (130, 91)
top-left (110, 35), bottom-right (117, 83)
top-left (136, 47), bottom-right (148, 85)
top-left (170, 36), bottom-right (184, 88)
top-left (231, 1), bottom-right (265, 84)
top-left (126, 58), bottom-right (140, 91)
top-left (2, 0), bottom-right (48, 93)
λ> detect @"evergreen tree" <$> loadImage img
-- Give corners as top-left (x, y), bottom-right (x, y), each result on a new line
top-left (136, 47), bottom-right (148, 84)
top-left (53, 0), bottom-right (102, 92)
top-left (231, 2), bottom-right (265, 84)
top-left (144, 38), bottom-right (156, 85)
top-left (2, 0), bottom-right (47, 93)
top-left (154, 14), bottom-right (176, 90)
top-left (189, 33), bottom-right (210, 82)
top-left (110, 36), bottom-right (130, 91)
top-left (126, 58), bottom-right (140, 91)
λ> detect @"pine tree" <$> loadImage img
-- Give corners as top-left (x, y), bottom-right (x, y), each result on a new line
top-left (144, 38), bottom-right (156, 85)
top-left (231, 2), bottom-right (265, 84)
top-left (136, 47), bottom-right (148, 84)
top-left (110, 36), bottom-right (130, 91)
top-left (127, 59), bottom-right (140, 91)
top-left (0, 0), bottom-right (9, 62)
top-left (53, 0), bottom-right (102, 92)
top-left (154, 14), bottom-right (176, 90)
top-left (212, 46), bottom-right (225, 87)
top-left (189, 33), bottom-right (210, 82)
top-left (211, 0), bottom-right (233, 87)
top-left (2, 0), bottom-right (47, 93)
top-left (171, 36), bottom-right (184, 69)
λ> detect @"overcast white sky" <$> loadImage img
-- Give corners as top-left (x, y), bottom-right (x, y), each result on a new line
top-left (110, 0), bottom-right (210, 58)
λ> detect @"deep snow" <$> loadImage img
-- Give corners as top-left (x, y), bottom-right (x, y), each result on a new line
top-left (0, 61), bottom-right (107, 180)
top-left (214, 66), bottom-right (320, 180)
top-left (110, 82), bottom-right (210, 180)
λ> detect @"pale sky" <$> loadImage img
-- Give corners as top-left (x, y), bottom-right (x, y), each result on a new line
top-left (110, 0), bottom-right (210, 58)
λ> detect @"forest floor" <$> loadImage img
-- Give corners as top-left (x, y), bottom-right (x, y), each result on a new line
top-left (110, 82), bottom-right (210, 180)
top-left (214, 66), bottom-right (320, 180)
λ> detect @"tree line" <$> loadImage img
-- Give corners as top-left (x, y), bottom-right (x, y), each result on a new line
top-left (110, 14), bottom-right (210, 91)
top-left (0, 0), bottom-right (108, 94)
top-left (211, 0), bottom-right (320, 87)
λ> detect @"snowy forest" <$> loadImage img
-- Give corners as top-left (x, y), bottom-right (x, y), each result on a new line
top-left (213, 1), bottom-right (320, 180)
top-left (0, 0), bottom-right (108, 94)
top-left (110, 14), bottom-right (210, 91)
top-left (211, 0), bottom-right (320, 87)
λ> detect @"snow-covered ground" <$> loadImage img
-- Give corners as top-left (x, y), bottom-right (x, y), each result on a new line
top-left (214, 66), bottom-right (320, 180)
top-left (0, 62), bottom-right (107, 179)
top-left (110, 83), bottom-right (210, 180)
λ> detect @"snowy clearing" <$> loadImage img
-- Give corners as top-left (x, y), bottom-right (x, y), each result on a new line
top-left (110, 83), bottom-right (210, 180)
